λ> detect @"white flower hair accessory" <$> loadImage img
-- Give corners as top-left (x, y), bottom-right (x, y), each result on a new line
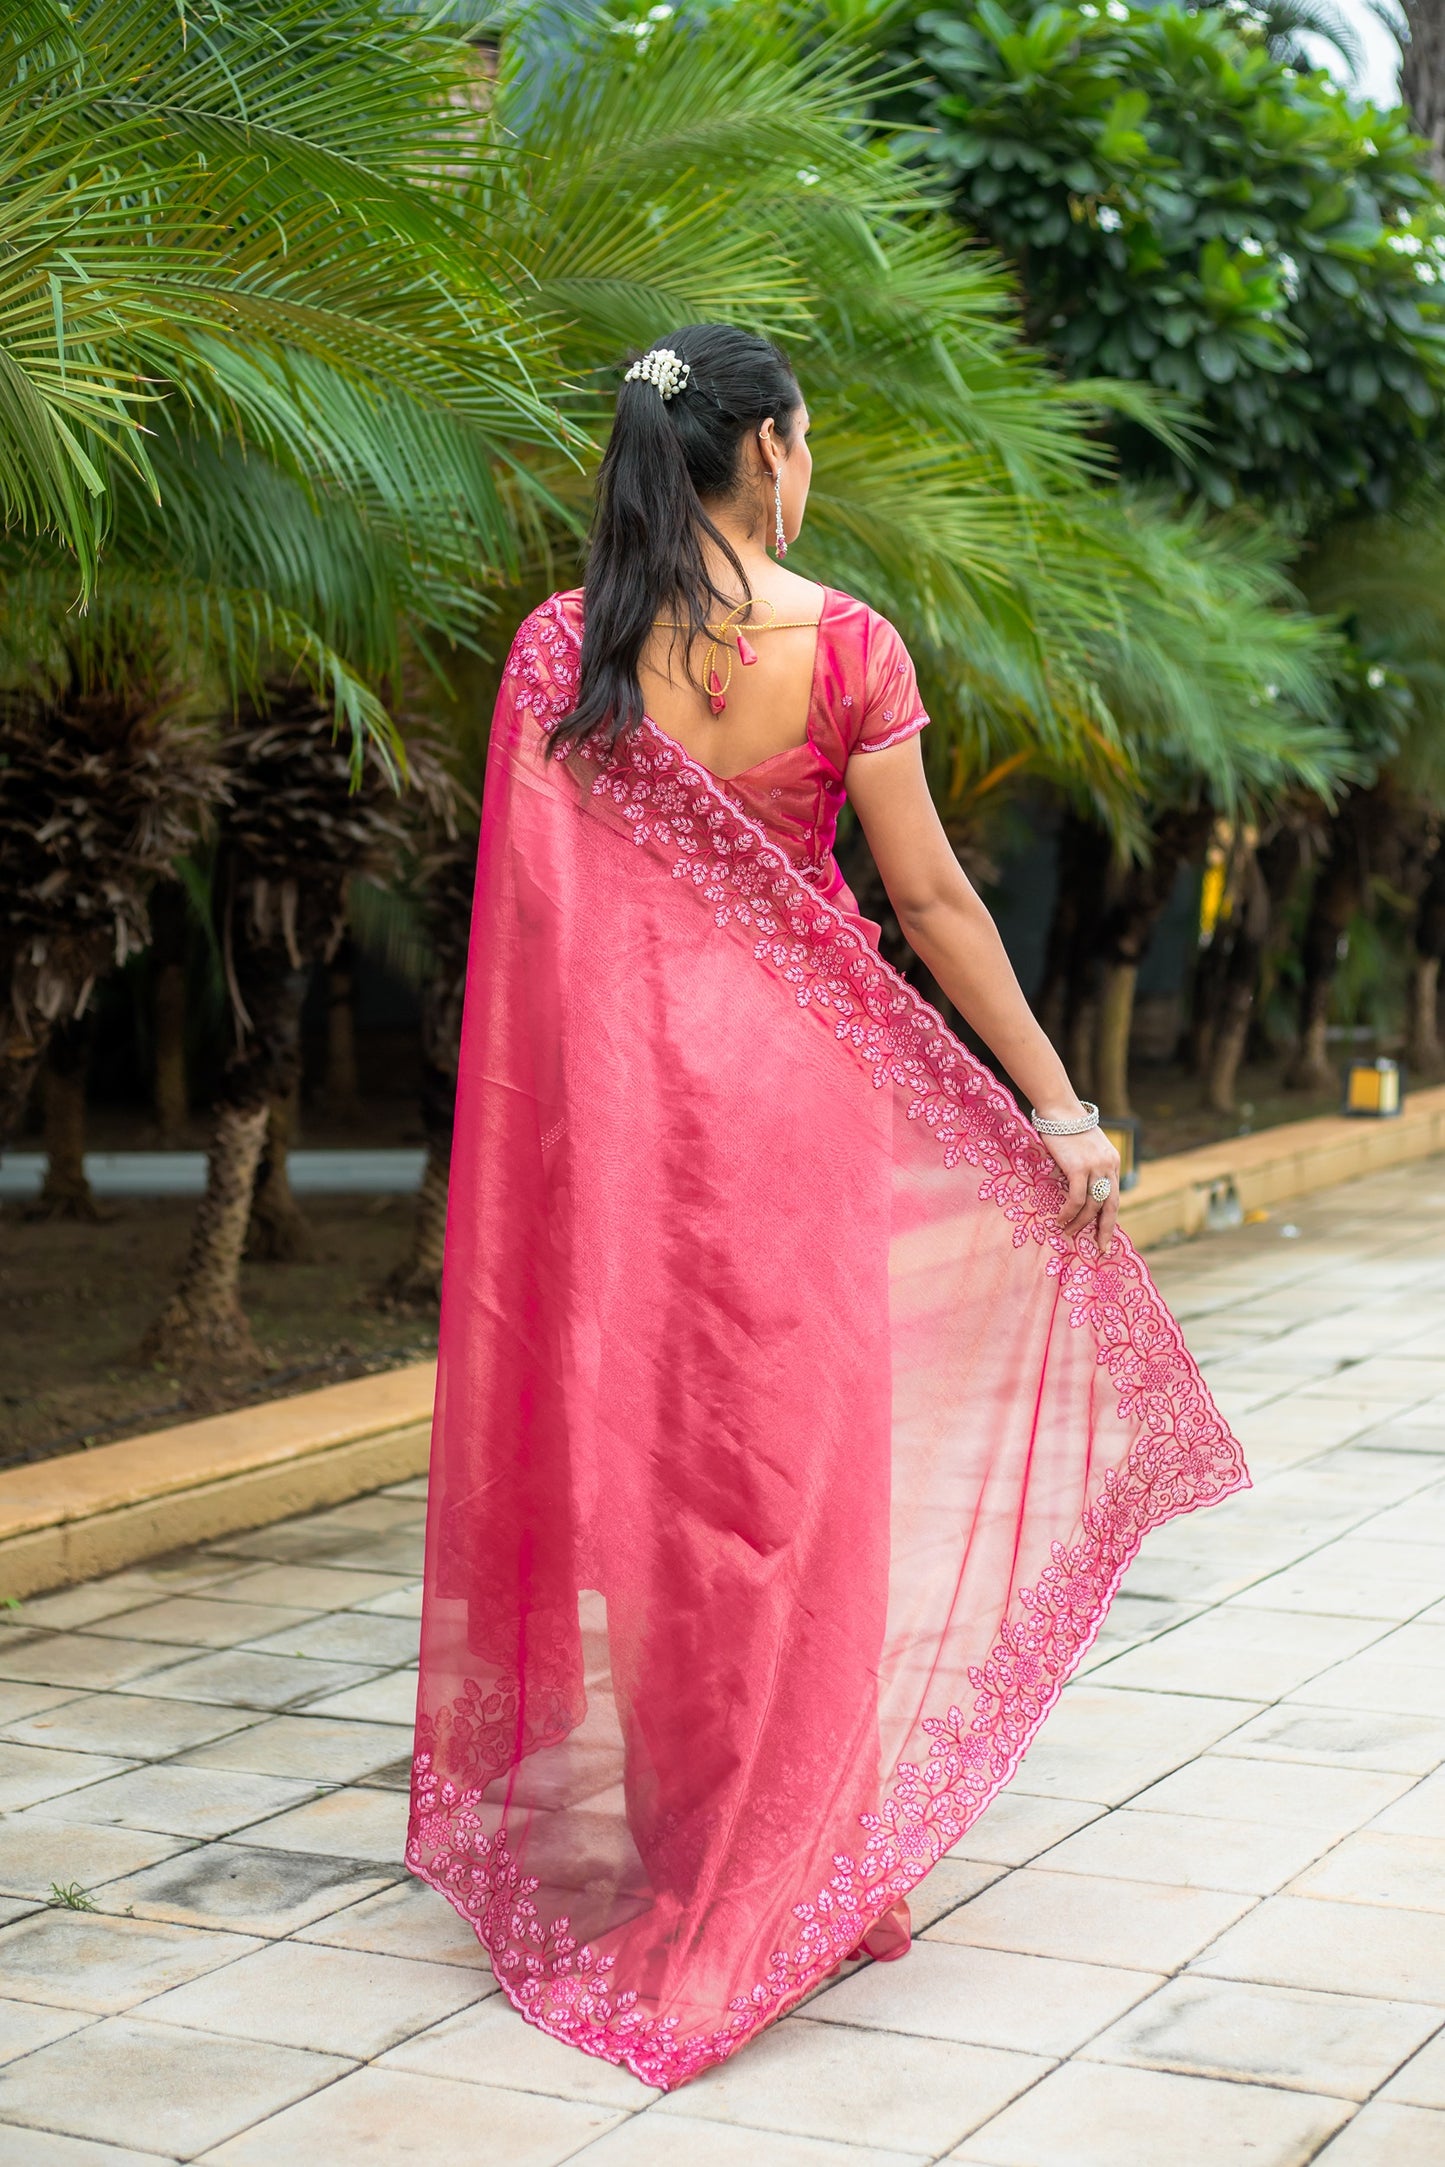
top-left (624, 347), bottom-right (691, 399)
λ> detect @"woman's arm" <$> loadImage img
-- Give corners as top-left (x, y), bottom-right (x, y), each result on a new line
top-left (847, 733), bottom-right (1120, 1249)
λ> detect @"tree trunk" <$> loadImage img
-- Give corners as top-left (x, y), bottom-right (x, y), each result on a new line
top-left (150, 879), bottom-right (189, 1144)
top-left (1093, 961), bottom-right (1137, 1119)
top-left (0, 1024), bottom-right (49, 1151)
top-left (29, 1019), bottom-right (102, 1220)
top-left (1090, 805), bottom-right (1214, 1117)
top-left (146, 887), bottom-right (312, 1362)
top-left (381, 1142), bottom-right (451, 1307)
top-left (1205, 826), bottom-right (1304, 1113)
top-left (1408, 845), bottom-right (1445, 1077)
top-left (1285, 791), bottom-right (1386, 1090)
top-left (325, 933), bottom-right (361, 1121)
top-left (248, 1084), bottom-right (313, 1262)
top-left (142, 1100), bottom-right (269, 1364)
top-left (1407, 956), bottom-right (1441, 1077)
top-left (1400, 0), bottom-right (1445, 182)
top-left (1035, 814), bottom-right (1111, 1055)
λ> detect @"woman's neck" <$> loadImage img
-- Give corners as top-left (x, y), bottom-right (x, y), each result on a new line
top-left (697, 504), bottom-right (773, 599)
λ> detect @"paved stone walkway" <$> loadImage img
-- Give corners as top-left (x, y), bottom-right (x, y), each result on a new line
top-left (2, 1156), bottom-right (1445, 2166)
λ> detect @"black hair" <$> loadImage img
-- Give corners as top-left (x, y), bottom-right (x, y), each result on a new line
top-left (550, 322), bottom-right (802, 752)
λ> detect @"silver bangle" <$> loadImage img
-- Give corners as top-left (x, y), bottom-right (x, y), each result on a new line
top-left (1031, 1100), bottom-right (1100, 1138)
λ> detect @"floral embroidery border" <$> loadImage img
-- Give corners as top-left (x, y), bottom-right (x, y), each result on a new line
top-left (408, 598), bottom-right (1249, 2093)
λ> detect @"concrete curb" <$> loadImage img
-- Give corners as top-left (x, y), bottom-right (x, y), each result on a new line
top-left (5, 1083), bottom-right (1443, 1601)
top-left (1117, 1082), bottom-right (1445, 1249)
top-left (0, 1364), bottom-right (435, 1601)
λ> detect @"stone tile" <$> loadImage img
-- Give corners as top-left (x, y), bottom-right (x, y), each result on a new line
top-left (1087, 1608), bottom-right (1387, 1702)
top-left (1220, 1703), bottom-right (1445, 1777)
top-left (0, 1910), bottom-right (258, 2013)
top-left (299, 1670), bottom-right (418, 1725)
top-left (1, 1694), bottom-right (263, 1764)
top-left (0, 1817), bottom-right (189, 1900)
top-left (951, 1792), bottom-right (1105, 1867)
top-left (137, 1937), bottom-right (486, 2056)
top-left (0, 1996), bottom-right (93, 2065)
top-left (0, 1637), bottom-right (189, 1693)
top-left (0, 1745), bottom-right (133, 1814)
top-left (1372, 1770), bottom-right (1445, 1837)
top-left (0, 1683), bottom-right (77, 1728)
top-left (108, 1553), bottom-right (255, 1594)
top-left (946, 2059), bottom-right (1349, 2165)
top-left (232, 1784), bottom-right (407, 1864)
top-left (0, 2015), bottom-right (347, 2155)
top-left (94, 1839), bottom-right (396, 1937)
top-left (565, 2115), bottom-right (921, 2167)
top-left (907, 1858), bottom-right (1006, 1932)
top-left (207, 1564), bottom-right (415, 1610)
top-left (1009, 1687), bottom-right (1258, 1805)
top-left (181, 1713), bottom-right (412, 1784)
top-left (380, 1993), bottom-right (652, 2108)
top-left (1130, 1754), bottom-right (1413, 1833)
top-left (354, 1584), bottom-right (423, 1619)
top-left (1291, 1652), bottom-right (1445, 1720)
top-left (805, 1939), bottom-right (1158, 2057)
top-left (240, 1613), bottom-right (419, 1667)
top-left (301, 1532), bottom-right (424, 1576)
top-left (1194, 1895), bottom-right (1445, 2003)
top-left (1080, 1974), bottom-right (1442, 2099)
top-left (1383, 2026), bottom-right (1445, 2106)
top-left (924, 1868), bottom-right (1249, 1972)
top-left (646, 2014), bottom-right (1045, 2150)
top-left (1287, 1831), bottom-right (1445, 1911)
top-left (135, 1649), bottom-right (379, 1710)
top-left (303, 1496), bottom-right (427, 1533)
top-left (1036, 1805), bottom-right (1336, 1895)
top-left (1243, 1539), bottom-right (1445, 1620)
top-left (31, 1763), bottom-right (318, 1841)
top-left (83, 1597), bottom-right (314, 1649)
top-left (11, 1584), bottom-right (157, 1632)
top-left (292, 1876), bottom-right (493, 1966)
top-left (0, 2131), bottom-right (179, 2165)
top-left (1312, 2102), bottom-right (1445, 2164)
top-left (198, 2065), bottom-right (621, 2165)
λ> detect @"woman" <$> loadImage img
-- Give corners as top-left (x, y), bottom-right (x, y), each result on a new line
top-left (408, 323), bottom-right (1245, 2090)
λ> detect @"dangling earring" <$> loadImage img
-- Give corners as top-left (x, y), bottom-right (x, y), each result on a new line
top-left (773, 471), bottom-right (788, 558)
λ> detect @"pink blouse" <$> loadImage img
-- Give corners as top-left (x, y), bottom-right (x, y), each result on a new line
top-left (557, 585), bottom-right (930, 917)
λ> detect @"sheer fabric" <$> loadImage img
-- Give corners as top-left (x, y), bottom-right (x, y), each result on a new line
top-left (409, 589), bottom-right (1247, 2090)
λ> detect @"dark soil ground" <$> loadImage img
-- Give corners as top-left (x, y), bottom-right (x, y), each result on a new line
top-left (0, 1053), bottom-right (1373, 1471)
top-left (1, 1193), bottom-right (437, 1472)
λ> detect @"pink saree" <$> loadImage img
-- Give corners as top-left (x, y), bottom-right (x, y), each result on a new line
top-left (408, 587), bottom-right (1247, 2090)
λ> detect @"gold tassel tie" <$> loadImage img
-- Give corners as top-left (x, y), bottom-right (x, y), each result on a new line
top-left (656, 599), bottom-right (821, 713)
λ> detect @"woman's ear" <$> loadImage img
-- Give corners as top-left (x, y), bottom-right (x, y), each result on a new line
top-left (756, 416), bottom-right (781, 478)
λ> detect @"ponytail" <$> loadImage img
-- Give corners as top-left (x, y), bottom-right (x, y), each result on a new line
top-left (550, 323), bottom-right (801, 752)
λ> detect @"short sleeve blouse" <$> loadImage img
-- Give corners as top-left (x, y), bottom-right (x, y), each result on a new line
top-left (851, 610), bottom-right (930, 754)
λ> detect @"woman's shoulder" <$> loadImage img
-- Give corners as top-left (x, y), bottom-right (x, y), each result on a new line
top-left (819, 587), bottom-right (912, 666)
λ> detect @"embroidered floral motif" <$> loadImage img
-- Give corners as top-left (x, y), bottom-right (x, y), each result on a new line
top-left (411, 596), bottom-right (1249, 2093)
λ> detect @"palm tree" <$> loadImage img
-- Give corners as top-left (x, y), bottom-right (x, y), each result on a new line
top-left (143, 684), bottom-right (453, 1362)
top-left (2, 1), bottom-right (568, 587)
top-left (481, 0), bottom-right (1338, 829)
top-left (0, 630), bottom-right (221, 1152)
top-left (1375, 0), bottom-right (1444, 180)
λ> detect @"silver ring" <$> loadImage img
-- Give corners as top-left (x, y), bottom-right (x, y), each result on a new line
top-left (1090, 1177), bottom-right (1112, 1203)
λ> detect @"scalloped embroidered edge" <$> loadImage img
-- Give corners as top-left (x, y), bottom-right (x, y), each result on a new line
top-left (408, 595), bottom-right (1249, 2092)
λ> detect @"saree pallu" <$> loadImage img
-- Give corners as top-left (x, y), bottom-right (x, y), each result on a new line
top-left (408, 597), bottom-right (1247, 2090)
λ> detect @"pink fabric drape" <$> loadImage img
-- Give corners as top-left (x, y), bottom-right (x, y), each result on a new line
top-left (408, 594), bottom-right (1247, 2090)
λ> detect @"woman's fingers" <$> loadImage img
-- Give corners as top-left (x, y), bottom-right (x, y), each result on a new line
top-left (1097, 1185), bottom-right (1119, 1256)
top-left (1061, 1163), bottom-right (1090, 1230)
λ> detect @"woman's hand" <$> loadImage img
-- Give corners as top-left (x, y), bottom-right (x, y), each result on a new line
top-left (1040, 1125), bottom-right (1121, 1253)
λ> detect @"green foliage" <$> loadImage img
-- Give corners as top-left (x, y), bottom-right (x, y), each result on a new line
top-left (905, 0), bottom-right (1445, 512)
top-left (484, 0), bottom-right (1342, 830)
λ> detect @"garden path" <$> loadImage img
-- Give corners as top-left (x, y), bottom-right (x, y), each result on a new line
top-left (2, 1155), bottom-right (1445, 2166)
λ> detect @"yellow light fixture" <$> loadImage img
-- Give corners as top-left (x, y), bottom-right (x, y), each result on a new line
top-left (1343, 1058), bottom-right (1403, 1118)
